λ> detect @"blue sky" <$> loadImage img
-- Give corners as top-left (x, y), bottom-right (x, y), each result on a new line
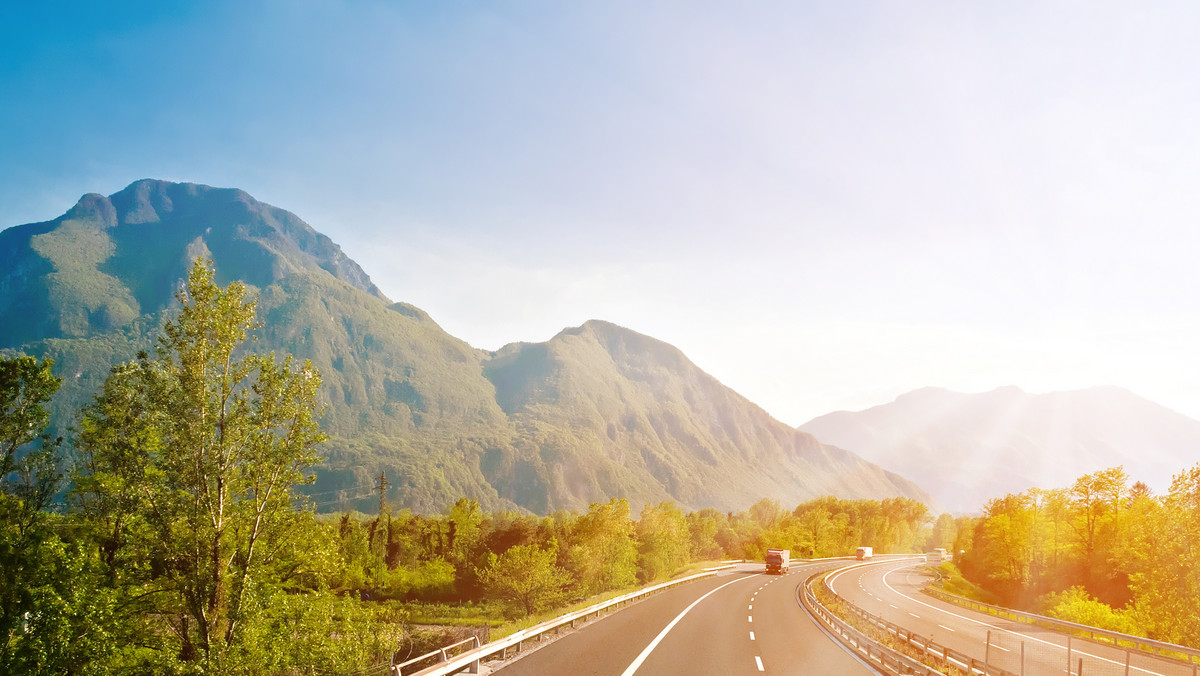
top-left (4, 1), bottom-right (1200, 425)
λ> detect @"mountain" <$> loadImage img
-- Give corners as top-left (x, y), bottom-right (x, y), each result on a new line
top-left (1, 179), bottom-right (933, 514)
top-left (799, 386), bottom-right (1200, 513)
top-left (482, 320), bottom-right (931, 512)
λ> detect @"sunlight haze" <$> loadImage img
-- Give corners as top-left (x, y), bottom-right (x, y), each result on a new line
top-left (3, 1), bottom-right (1199, 425)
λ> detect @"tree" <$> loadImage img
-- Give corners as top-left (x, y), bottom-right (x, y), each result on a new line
top-left (479, 543), bottom-right (571, 618)
top-left (926, 513), bottom-right (956, 552)
top-left (686, 508), bottom-right (725, 561)
top-left (1127, 464), bottom-right (1200, 645)
top-left (0, 355), bottom-right (61, 491)
top-left (1070, 467), bottom-right (1128, 597)
top-left (565, 498), bottom-right (636, 595)
top-left (75, 258), bottom-right (328, 668)
top-left (636, 501), bottom-right (689, 582)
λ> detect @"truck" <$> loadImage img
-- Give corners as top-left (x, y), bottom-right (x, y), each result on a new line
top-left (926, 548), bottom-right (948, 563)
top-left (764, 548), bottom-right (790, 574)
top-left (856, 546), bottom-right (873, 560)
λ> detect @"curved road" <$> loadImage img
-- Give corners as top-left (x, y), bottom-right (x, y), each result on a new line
top-left (494, 560), bottom-right (879, 676)
top-left (830, 558), bottom-right (1196, 676)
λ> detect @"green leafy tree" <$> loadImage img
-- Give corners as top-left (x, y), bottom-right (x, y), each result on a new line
top-left (926, 513), bottom-right (956, 551)
top-left (636, 501), bottom-right (689, 582)
top-left (796, 506), bottom-right (837, 557)
top-left (75, 258), bottom-right (328, 669)
top-left (1127, 464), bottom-right (1200, 645)
top-left (479, 542), bottom-right (572, 618)
top-left (685, 508), bottom-right (725, 560)
top-left (0, 355), bottom-right (120, 674)
top-left (565, 498), bottom-right (637, 595)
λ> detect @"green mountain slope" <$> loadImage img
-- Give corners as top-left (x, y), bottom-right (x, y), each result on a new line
top-left (1, 180), bottom-right (934, 514)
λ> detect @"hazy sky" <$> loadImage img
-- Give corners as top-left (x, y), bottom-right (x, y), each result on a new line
top-left (3, 1), bottom-right (1200, 425)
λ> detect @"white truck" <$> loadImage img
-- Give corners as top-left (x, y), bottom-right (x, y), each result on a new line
top-left (765, 548), bottom-right (790, 574)
top-left (856, 546), bottom-right (873, 560)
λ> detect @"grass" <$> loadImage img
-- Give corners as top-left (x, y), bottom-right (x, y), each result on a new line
top-left (401, 601), bottom-right (506, 628)
top-left (811, 570), bottom-right (956, 675)
top-left (929, 561), bottom-right (1000, 604)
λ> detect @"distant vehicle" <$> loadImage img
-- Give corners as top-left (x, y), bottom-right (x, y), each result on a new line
top-left (926, 548), bottom-right (948, 563)
top-left (856, 546), bottom-right (873, 560)
top-left (765, 548), bottom-right (790, 574)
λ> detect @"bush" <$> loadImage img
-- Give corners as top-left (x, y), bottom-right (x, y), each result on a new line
top-left (1039, 586), bottom-right (1142, 636)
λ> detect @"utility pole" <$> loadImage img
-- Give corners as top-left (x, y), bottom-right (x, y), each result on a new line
top-left (371, 470), bottom-right (391, 593)
top-left (375, 470), bottom-right (390, 516)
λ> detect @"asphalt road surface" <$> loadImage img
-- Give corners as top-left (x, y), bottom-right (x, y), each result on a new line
top-left (493, 560), bottom-right (879, 676)
top-left (829, 558), bottom-right (1197, 676)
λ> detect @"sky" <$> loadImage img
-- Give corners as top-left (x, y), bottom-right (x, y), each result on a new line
top-left (3, 1), bottom-right (1200, 426)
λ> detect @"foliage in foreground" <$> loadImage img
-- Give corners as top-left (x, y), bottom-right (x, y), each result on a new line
top-left (953, 464), bottom-right (1200, 646)
top-left (0, 258), bottom-right (938, 674)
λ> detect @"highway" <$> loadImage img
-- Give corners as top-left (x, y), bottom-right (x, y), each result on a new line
top-left (829, 558), bottom-right (1197, 676)
top-left (494, 560), bottom-right (879, 676)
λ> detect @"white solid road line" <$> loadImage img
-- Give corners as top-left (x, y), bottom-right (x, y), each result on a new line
top-left (877, 563), bottom-right (1167, 676)
top-left (621, 576), bottom-right (753, 676)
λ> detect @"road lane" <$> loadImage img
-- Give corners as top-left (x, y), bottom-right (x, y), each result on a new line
top-left (831, 558), bottom-right (1196, 676)
top-left (494, 571), bottom-right (749, 676)
top-left (495, 561), bottom-right (879, 675)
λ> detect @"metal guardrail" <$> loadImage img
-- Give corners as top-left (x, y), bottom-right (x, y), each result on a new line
top-left (801, 571), bottom-right (946, 676)
top-left (923, 586), bottom-right (1200, 667)
top-left (393, 636), bottom-right (482, 675)
top-left (815, 571), bottom-right (1019, 676)
top-left (400, 564), bottom-right (737, 676)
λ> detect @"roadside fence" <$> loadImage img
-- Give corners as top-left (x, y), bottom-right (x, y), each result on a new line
top-left (924, 586), bottom-right (1200, 671)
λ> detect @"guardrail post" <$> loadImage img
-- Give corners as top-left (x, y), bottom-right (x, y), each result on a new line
top-left (1124, 649), bottom-right (1130, 676)
top-left (984, 631), bottom-right (991, 674)
top-left (1067, 636), bottom-right (1072, 675)
top-left (1021, 641), bottom-right (1025, 676)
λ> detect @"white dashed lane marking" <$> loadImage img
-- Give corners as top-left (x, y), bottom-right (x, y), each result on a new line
top-left (755, 656), bottom-right (764, 671)
top-left (749, 631), bottom-right (755, 641)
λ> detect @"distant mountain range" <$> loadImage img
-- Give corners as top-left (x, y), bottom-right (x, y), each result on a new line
top-left (799, 386), bottom-right (1200, 513)
top-left (0, 179), bottom-right (932, 514)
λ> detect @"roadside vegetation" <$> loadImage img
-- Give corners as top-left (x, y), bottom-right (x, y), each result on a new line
top-left (933, 465), bottom-right (1200, 647)
top-left (0, 258), bottom-right (934, 675)
top-left (8, 259), bottom-right (1196, 674)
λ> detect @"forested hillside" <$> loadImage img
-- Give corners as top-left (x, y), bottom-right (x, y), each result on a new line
top-left (0, 263), bottom-right (934, 673)
top-left (0, 179), bottom-right (933, 514)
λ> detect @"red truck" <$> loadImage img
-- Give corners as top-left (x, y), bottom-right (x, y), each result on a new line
top-left (764, 548), bottom-right (790, 574)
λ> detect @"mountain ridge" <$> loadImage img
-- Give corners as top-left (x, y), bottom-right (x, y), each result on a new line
top-left (2, 179), bottom-right (934, 514)
top-left (799, 385), bottom-right (1200, 513)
